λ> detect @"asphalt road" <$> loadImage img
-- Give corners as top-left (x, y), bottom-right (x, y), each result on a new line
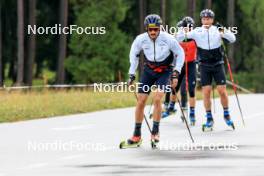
top-left (0, 94), bottom-right (264, 176)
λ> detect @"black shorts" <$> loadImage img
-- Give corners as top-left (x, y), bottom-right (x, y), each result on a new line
top-left (138, 66), bottom-right (172, 94)
top-left (200, 64), bottom-right (226, 86)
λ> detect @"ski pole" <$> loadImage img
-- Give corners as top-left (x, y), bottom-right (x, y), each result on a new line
top-left (173, 88), bottom-right (195, 143)
top-left (222, 42), bottom-right (246, 126)
top-left (133, 91), bottom-right (152, 133)
top-left (148, 98), bottom-right (153, 119)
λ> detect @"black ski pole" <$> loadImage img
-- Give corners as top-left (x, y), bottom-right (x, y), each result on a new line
top-left (148, 98), bottom-right (153, 119)
top-left (173, 88), bottom-right (195, 143)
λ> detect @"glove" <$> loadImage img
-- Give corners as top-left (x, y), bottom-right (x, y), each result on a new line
top-left (171, 70), bottom-right (179, 80)
top-left (215, 22), bottom-right (224, 32)
top-left (127, 74), bottom-right (135, 85)
top-left (171, 70), bottom-right (179, 89)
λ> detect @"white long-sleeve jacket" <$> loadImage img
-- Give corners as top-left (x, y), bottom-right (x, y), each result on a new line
top-left (128, 31), bottom-right (185, 75)
top-left (177, 25), bottom-right (236, 49)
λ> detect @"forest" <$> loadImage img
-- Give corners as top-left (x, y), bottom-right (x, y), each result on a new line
top-left (0, 0), bottom-right (263, 92)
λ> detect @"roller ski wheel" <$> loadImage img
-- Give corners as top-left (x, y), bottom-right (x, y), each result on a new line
top-left (150, 134), bottom-right (159, 149)
top-left (119, 136), bottom-right (142, 149)
top-left (202, 118), bottom-right (214, 132)
top-left (224, 117), bottom-right (235, 130)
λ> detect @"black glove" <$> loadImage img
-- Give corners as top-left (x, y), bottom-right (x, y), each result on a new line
top-left (171, 70), bottom-right (179, 80)
top-left (215, 22), bottom-right (224, 32)
top-left (127, 74), bottom-right (135, 85)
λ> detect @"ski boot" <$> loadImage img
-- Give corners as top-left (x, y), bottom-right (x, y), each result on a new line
top-left (189, 115), bottom-right (196, 126)
top-left (224, 115), bottom-right (235, 130)
top-left (150, 133), bottom-right (160, 149)
top-left (162, 107), bottom-right (177, 118)
top-left (202, 118), bottom-right (214, 132)
top-left (189, 108), bottom-right (196, 126)
top-left (119, 136), bottom-right (142, 149)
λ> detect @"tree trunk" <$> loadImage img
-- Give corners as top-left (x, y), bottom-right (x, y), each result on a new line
top-left (16, 0), bottom-right (24, 86)
top-left (227, 0), bottom-right (235, 69)
top-left (138, 0), bottom-right (146, 78)
top-left (187, 0), bottom-right (196, 18)
top-left (160, 0), bottom-right (166, 24)
top-left (206, 0), bottom-right (212, 9)
top-left (56, 0), bottom-right (68, 84)
top-left (166, 0), bottom-right (171, 26)
top-left (25, 0), bottom-right (36, 86)
top-left (0, 2), bottom-right (3, 87)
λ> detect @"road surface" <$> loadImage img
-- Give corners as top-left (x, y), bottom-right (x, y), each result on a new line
top-left (0, 94), bottom-right (264, 176)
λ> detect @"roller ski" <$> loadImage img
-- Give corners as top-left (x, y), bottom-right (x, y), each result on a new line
top-left (202, 118), bottom-right (214, 132)
top-left (119, 136), bottom-right (142, 149)
top-left (150, 134), bottom-right (159, 149)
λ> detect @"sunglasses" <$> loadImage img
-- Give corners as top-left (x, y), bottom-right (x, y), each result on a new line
top-left (148, 28), bottom-right (159, 32)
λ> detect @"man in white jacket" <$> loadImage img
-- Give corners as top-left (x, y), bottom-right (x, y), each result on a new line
top-left (123, 14), bottom-right (184, 148)
top-left (178, 9), bottom-right (236, 131)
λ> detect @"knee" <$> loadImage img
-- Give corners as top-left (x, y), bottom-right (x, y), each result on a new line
top-left (137, 97), bottom-right (147, 108)
top-left (153, 95), bottom-right (163, 106)
top-left (218, 89), bottom-right (227, 97)
top-left (203, 88), bottom-right (211, 98)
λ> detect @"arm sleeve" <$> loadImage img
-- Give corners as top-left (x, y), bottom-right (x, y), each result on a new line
top-left (128, 36), bottom-right (142, 75)
top-left (222, 29), bottom-right (236, 43)
top-left (176, 28), bottom-right (196, 42)
top-left (169, 37), bottom-right (185, 73)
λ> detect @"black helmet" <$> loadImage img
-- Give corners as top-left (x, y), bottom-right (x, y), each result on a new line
top-left (177, 20), bottom-right (184, 27)
top-left (200, 9), bottom-right (215, 18)
top-left (182, 16), bottom-right (195, 27)
top-left (144, 14), bottom-right (162, 29)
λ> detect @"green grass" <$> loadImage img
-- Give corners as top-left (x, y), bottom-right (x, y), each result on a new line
top-left (0, 88), bottom-right (234, 123)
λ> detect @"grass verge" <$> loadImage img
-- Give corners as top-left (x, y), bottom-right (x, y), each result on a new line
top-left (0, 88), bottom-right (234, 123)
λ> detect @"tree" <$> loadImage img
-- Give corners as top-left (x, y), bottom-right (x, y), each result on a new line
top-left (0, 2), bottom-right (3, 86)
top-left (206, 0), bottom-right (212, 9)
top-left (187, 0), bottom-right (196, 18)
top-left (227, 0), bottom-right (235, 69)
top-left (160, 0), bottom-right (166, 23)
top-left (25, 0), bottom-right (36, 86)
top-left (56, 0), bottom-right (68, 84)
top-left (16, 0), bottom-right (24, 86)
top-left (66, 0), bottom-right (129, 83)
top-left (138, 0), bottom-right (146, 78)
